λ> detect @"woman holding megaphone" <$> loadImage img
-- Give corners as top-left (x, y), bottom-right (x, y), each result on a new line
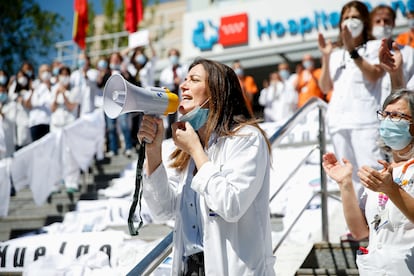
top-left (138, 58), bottom-right (275, 275)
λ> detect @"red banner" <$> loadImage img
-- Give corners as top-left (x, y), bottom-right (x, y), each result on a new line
top-left (125, 0), bottom-right (144, 33)
top-left (73, 0), bottom-right (88, 49)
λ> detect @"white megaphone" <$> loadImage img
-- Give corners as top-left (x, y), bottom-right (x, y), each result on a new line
top-left (103, 73), bottom-right (179, 119)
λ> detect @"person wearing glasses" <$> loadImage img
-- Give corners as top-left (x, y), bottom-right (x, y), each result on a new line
top-left (322, 89), bottom-right (414, 275)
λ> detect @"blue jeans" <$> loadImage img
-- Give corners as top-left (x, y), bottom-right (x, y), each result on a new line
top-left (105, 113), bottom-right (133, 153)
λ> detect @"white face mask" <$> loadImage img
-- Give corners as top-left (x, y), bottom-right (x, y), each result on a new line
top-left (372, 25), bottom-right (393, 40)
top-left (342, 18), bottom-right (364, 38)
top-left (18, 76), bottom-right (28, 87)
top-left (41, 71), bottom-right (51, 82)
top-left (59, 76), bottom-right (70, 86)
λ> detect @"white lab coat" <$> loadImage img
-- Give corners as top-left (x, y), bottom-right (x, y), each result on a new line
top-left (0, 158), bottom-right (11, 217)
top-left (143, 125), bottom-right (276, 275)
top-left (11, 131), bottom-right (62, 205)
top-left (258, 81), bottom-right (298, 123)
top-left (356, 163), bottom-right (414, 275)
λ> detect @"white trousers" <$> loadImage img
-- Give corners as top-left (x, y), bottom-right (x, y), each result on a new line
top-left (330, 128), bottom-right (384, 197)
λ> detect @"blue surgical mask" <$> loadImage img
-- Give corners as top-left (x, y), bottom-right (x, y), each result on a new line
top-left (302, 60), bottom-right (314, 70)
top-left (169, 55), bottom-right (179, 66)
top-left (0, 93), bottom-right (8, 103)
top-left (379, 118), bottom-right (413, 150)
top-left (135, 54), bottom-right (147, 65)
top-left (97, 60), bottom-right (108, 70)
top-left (78, 59), bottom-right (86, 68)
top-left (52, 67), bottom-right (60, 76)
top-left (0, 76), bottom-right (6, 85)
top-left (279, 69), bottom-right (290, 80)
top-left (25, 70), bottom-right (33, 78)
top-left (179, 99), bottom-right (210, 131)
top-left (110, 63), bottom-right (121, 71)
top-left (234, 68), bottom-right (244, 77)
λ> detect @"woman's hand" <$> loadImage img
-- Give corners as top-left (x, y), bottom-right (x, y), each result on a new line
top-left (358, 160), bottom-right (394, 194)
top-left (341, 26), bottom-right (355, 52)
top-left (137, 115), bottom-right (164, 175)
top-left (318, 33), bottom-right (333, 57)
top-left (137, 115), bottom-right (164, 148)
top-left (379, 39), bottom-right (402, 73)
top-left (322, 152), bottom-right (353, 186)
top-left (171, 121), bottom-right (202, 155)
top-left (172, 121), bottom-right (209, 170)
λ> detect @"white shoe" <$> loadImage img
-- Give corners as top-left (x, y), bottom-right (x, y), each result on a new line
top-left (105, 151), bottom-right (115, 158)
top-left (124, 149), bottom-right (133, 158)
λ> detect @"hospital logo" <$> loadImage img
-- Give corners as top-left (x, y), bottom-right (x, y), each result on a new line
top-left (219, 13), bottom-right (248, 47)
top-left (192, 13), bottom-right (249, 51)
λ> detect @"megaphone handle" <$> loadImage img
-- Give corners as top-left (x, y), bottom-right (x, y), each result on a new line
top-left (128, 141), bottom-right (146, 236)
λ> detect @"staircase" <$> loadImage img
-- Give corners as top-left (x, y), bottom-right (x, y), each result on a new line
top-left (295, 240), bottom-right (368, 276)
top-left (0, 152), bottom-right (136, 242)
top-left (1, 149), bottom-right (365, 275)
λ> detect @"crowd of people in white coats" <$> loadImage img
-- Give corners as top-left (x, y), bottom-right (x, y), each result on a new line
top-left (0, 43), bottom-right (187, 217)
top-left (2, 1), bottom-right (414, 274)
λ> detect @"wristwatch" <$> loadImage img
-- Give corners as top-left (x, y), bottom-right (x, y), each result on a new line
top-left (349, 49), bottom-right (361, 59)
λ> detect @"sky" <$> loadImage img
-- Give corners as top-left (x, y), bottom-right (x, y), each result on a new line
top-left (33, 0), bottom-right (113, 64)
top-left (34, 0), bottom-right (109, 41)
top-left (33, 0), bottom-right (165, 65)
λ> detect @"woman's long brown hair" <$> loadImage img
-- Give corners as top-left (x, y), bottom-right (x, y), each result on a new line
top-left (170, 58), bottom-right (271, 171)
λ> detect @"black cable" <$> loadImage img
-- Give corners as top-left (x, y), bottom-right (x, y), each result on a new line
top-left (128, 141), bottom-right (146, 236)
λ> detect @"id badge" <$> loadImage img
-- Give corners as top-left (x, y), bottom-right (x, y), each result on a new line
top-left (376, 209), bottom-right (389, 231)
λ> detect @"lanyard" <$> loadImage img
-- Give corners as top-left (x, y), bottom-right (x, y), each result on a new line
top-left (395, 158), bottom-right (414, 186)
top-left (379, 158), bottom-right (414, 208)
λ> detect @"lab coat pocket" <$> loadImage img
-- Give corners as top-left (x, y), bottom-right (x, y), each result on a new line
top-left (356, 253), bottom-right (381, 275)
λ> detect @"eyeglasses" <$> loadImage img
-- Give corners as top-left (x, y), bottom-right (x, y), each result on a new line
top-left (377, 110), bottom-right (412, 122)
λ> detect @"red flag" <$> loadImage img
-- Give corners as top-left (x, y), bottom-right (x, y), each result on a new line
top-left (73, 0), bottom-right (88, 49)
top-left (125, 0), bottom-right (144, 33)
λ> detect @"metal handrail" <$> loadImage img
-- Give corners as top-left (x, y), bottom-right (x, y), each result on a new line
top-left (128, 97), bottom-right (330, 274)
top-left (269, 97), bottom-right (330, 244)
top-left (127, 232), bottom-right (174, 276)
top-left (269, 145), bottom-right (319, 203)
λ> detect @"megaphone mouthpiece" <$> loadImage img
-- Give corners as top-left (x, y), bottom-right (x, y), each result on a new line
top-left (103, 74), bottom-right (179, 119)
top-left (112, 90), bottom-right (126, 103)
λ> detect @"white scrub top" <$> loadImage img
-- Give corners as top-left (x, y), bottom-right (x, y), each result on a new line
top-left (357, 160), bottom-right (414, 275)
top-left (327, 40), bottom-right (383, 133)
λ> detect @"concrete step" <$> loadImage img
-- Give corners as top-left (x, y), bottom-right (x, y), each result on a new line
top-left (296, 240), bottom-right (368, 275)
top-left (0, 152), bottom-right (137, 242)
top-left (296, 268), bottom-right (360, 275)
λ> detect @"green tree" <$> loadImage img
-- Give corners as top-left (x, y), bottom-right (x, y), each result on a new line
top-left (0, 0), bottom-right (63, 74)
top-left (88, 1), bottom-right (96, 37)
top-left (116, 0), bottom-right (128, 48)
top-left (101, 0), bottom-right (117, 50)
